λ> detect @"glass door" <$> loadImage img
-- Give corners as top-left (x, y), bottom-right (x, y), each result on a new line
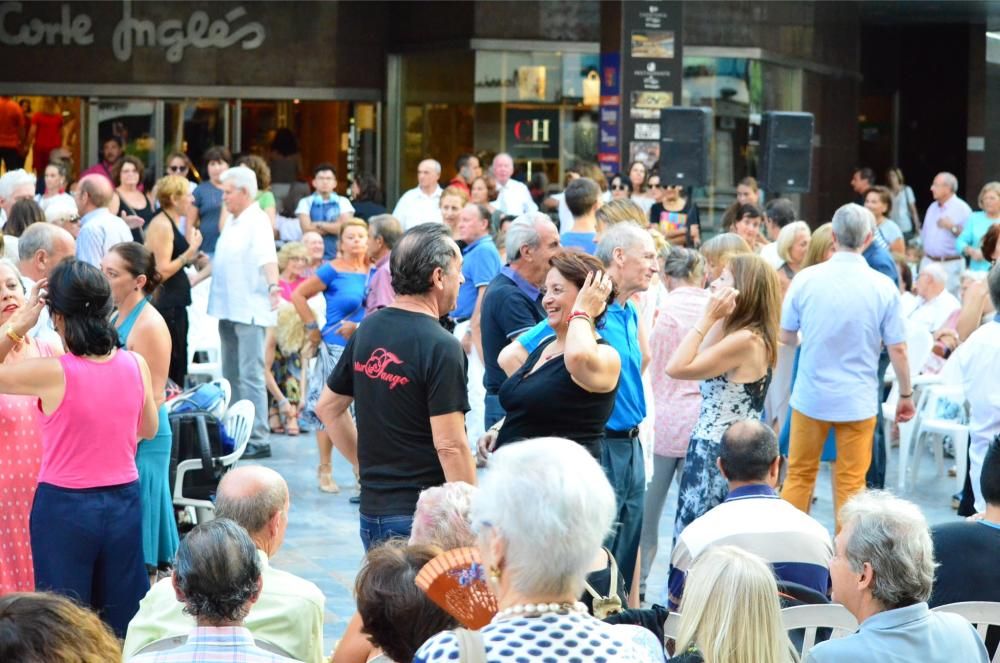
top-left (88, 98), bottom-right (159, 183)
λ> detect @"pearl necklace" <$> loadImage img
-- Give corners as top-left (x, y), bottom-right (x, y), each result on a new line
top-left (494, 601), bottom-right (588, 621)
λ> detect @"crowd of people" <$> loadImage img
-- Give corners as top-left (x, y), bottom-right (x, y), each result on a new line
top-left (0, 133), bottom-right (997, 663)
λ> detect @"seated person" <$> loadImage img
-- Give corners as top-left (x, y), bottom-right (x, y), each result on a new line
top-left (805, 490), bottom-right (989, 662)
top-left (130, 518), bottom-right (299, 662)
top-left (355, 541), bottom-right (458, 663)
top-left (124, 466), bottom-right (325, 663)
top-left (930, 437), bottom-right (1000, 657)
top-left (0, 592), bottom-right (122, 662)
top-left (668, 420), bottom-right (833, 609)
top-left (669, 546), bottom-right (795, 662)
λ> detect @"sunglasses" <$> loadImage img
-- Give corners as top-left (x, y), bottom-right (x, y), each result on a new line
top-left (168, 165), bottom-right (188, 173)
top-left (611, 183), bottom-right (628, 191)
top-left (649, 183), bottom-right (662, 189)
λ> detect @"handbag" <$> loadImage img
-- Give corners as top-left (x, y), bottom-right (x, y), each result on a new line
top-left (454, 628), bottom-right (487, 663)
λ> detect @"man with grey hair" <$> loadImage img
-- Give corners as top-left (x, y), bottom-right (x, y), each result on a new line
top-left (129, 517), bottom-right (300, 662)
top-left (0, 168), bottom-right (35, 227)
top-left (804, 490), bottom-right (988, 662)
top-left (920, 171), bottom-right (972, 294)
top-left (488, 220), bottom-right (655, 600)
top-left (908, 262), bottom-right (960, 334)
top-left (209, 165), bottom-right (281, 459)
top-left (479, 211), bottom-right (560, 427)
top-left (319, 223), bottom-right (475, 551)
top-left (124, 466), bottom-right (325, 662)
top-left (72, 173), bottom-right (133, 267)
top-left (364, 214), bottom-right (403, 315)
top-left (781, 203), bottom-right (914, 527)
top-left (666, 420), bottom-right (833, 610)
top-left (392, 158), bottom-right (443, 230)
top-left (491, 152), bottom-right (538, 215)
top-left (17, 222), bottom-right (75, 347)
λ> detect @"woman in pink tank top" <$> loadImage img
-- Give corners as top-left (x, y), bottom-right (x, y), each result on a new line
top-left (0, 259), bottom-right (158, 638)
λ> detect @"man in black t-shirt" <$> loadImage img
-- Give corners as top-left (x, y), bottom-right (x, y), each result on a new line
top-left (479, 212), bottom-right (560, 428)
top-left (318, 223), bottom-right (475, 551)
top-left (930, 437), bottom-right (1000, 656)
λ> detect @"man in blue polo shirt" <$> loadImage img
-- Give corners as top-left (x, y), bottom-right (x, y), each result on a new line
top-left (478, 212), bottom-right (561, 428)
top-left (296, 163), bottom-right (355, 259)
top-left (453, 203), bottom-right (502, 443)
top-left (495, 222), bottom-right (656, 598)
top-left (560, 177), bottom-right (601, 254)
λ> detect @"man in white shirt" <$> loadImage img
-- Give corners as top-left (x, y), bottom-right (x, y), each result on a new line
top-left (295, 162), bottom-right (354, 260)
top-left (209, 165), bottom-right (281, 459)
top-left (0, 168), bottom-right (35, 229)
top-left (941, 264), bottom-right (1000, 511)
top-left (907, 262), bottom-right (961, 333)
top-left (72, 174), bottom-right (133, 267)
top-left (17, 222), bottom-right (75, 349)
top-left (491, 152), bottom-right (538, 216)
top-left (392, 159), bottom-right (443, 230)
top-left (758, 198), bottom-right (797, 269)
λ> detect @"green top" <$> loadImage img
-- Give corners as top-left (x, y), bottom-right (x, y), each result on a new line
top-left (257, 190), bottom-right (276, 210)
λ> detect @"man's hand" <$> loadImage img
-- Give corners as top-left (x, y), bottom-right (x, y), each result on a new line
top-left (895, 396), bottom-right (916, 423)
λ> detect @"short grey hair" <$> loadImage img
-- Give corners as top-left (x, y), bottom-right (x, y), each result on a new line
top-left (42, 195), bottom-right (78, 224)
top-left (831, 203), bottom-right (873, 250)
top-left (937, 172), bottom-right (958, 193)
top-left (215, 475), bottom-right (288, 537)
top-left (390, 223), bottom-right (458, 295)
top-left (410, 481), bottom-right (477, 551)
top-left (0, 169), bottom-right (37, 200)
top-left (920, 263), bottom-right (947, 286)
top-left (987, 262), bottom-right (1000, 312)
top-left (776, 221), bottom-right (811, 264)
top-left (472, 437), bottom-right (615, 598)
top-left (219, 165), bottom-right (257, 198)
top-left (595, 221), bottom-right (651, 268)
top-left (420, 159), bottom-right (442, 175)
top-left (505, 212), bottom-right (551, 261)
top-left (18, 222), bottom-right (60, 262)
top-left (839, 490), bottom-right (936, 609)
top-left (369, 214), bottom-right (403, 250)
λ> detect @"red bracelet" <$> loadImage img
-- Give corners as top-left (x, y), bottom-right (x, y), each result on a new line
top-left (567, 311), bottom-right (593, 325)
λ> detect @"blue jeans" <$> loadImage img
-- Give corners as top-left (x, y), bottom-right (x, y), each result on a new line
top-left (866, 349), bottom-right (890, 489)
top-left (359, 513), bottom-right (413, 551)
top-left (601, 435), bottom-right (645, 594)
top-left (484, 392), bottom-right (505, 429)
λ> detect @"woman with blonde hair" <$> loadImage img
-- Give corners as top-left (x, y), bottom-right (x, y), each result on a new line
top-left (667, 254), bottom-right (781, 535)
top-left (595, 197), bottom-right (647, 234)
top-left (670, 546), bottom-right (797, 663)
top-left (775, 221), bottom-right (811, 294)
top-left (699, 232), bottom-right (752, 287)
top-left (802, 223), bottom-right (835, 268)
top-left (956, 180), bottom-right (1000, 272)
top-left (439, 185), bottom-right (468, 238)
top-left (265, 241), bottom-right (310, 435)
top-left (145, 174), bottom-right (203, 387)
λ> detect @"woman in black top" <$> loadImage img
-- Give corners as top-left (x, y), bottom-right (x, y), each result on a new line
top-left (144, 175), bottom-right (204, 387)
top-left (349, 173), bottom-right (387, 221)
top-left (649, 176), bottom-right (701, 248)
top-left (487, 251), bottom-right (621, 458)
top-left (113, 156), bottom-right (156, 243)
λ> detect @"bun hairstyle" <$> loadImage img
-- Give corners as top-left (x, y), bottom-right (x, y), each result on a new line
top-left (46, 259), bottom-right (119, 357)
top-left (109, 242), bottom-right (162, 295)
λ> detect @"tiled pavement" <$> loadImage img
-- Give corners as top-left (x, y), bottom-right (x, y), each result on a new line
top-left (249, 430), bottom-right (960, 655)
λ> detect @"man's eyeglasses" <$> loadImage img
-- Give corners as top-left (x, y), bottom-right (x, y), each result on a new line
top-left (168, 165), bottom-right (188, 173)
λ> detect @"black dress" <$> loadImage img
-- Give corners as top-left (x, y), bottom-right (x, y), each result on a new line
top-left (118, 192), bottom-right (156, 243)
top-left (151, 211), bottom-right (192, 387)
top-left (496, 336), bottom-right (618, 458)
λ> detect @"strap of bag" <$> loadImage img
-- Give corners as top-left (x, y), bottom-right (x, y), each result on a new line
top-left (454, 628), bottom-right (487, 663)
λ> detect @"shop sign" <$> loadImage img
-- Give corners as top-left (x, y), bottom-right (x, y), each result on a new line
top-left (0, 0), bottom-right (265, 64)
top-left (506, 108), bottom-right (560, 160)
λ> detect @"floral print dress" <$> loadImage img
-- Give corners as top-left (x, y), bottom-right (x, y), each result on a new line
top-left (673, 370), bottom-right (771, 540)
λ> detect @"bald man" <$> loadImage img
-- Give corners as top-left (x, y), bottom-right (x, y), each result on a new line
top-left (18, 222), bottom-right (75, 348)
top-left (392, 158), bottom-right (443, 230)
top-left (73, 173), bottom-right (132, 267)
top-left (124, 466), bottom-right (326, 663)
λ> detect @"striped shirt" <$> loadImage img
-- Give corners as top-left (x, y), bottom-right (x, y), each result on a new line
top-left (668, 484), bottom-right (833, 609)
top-left (127, 626), bottom-right (300, 662)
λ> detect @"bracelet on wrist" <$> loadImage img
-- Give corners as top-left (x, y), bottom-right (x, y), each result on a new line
top-left (4, 324), bottom-right (24, 346)
top-left (692, 326), bottom-right (706, 337)
top-left (899, 392), bottom-right (913, 399)
top-left (304, 321), bottom-right (319, 331)
top-left (567, 310), bottom-right (593, 326)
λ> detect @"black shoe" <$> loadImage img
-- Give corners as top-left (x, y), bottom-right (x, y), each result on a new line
top-left (242, 443), bottom-right (272, 460)
top-left (348, 495), bottom-right (361, 504)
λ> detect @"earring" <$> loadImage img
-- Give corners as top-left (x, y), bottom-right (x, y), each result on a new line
top-left (488, 565), bottom-right (502, 583)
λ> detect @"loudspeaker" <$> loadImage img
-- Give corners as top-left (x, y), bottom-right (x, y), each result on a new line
top-left (659, 107), bottom-right (712, 188)
top-left (759, 111), bottom-right (814, 193)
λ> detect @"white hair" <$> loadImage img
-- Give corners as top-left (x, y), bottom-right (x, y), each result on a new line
top-left (840, 490), bottom-right (936, 609)
top-left (936, 172), bottom-right (958, 193)
top-left (505, 211), bottom-right (553, 261)
top-left (0, 169), bottom-right (37, 200)
top-left (493, 152), bottom-right (513, 167)
top-left (919, 262), bottom-right (947, 286)
top-left (595, 221), bottom-right (652, 267)
top-left (219, 165), bottom-right (257, 199)
top-left (420, 159), bottom-right (442, 175)
top-left (776, 220), bottom-right (811, 264)
top-left (409, 481), bottom-right (477, 551)
top-left (472, 438), bottom-right (615, 598)
top-left (0, 258), bottom-right (25, 293)
top-left (42, 196), bottom-right (78, 224)
top-left (831, 203), bottom-right (873, 250)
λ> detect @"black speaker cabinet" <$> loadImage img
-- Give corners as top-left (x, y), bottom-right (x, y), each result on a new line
top-left (659, 107), bottom-right (712, 188)
top-left (759, 111), bottom-right (814, 193)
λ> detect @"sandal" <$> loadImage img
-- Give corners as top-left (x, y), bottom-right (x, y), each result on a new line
top-left (285, 405), bottom-right (300, 436)
top-left (318, 464), bottom-right (339, 494)
top-left (268, 407), bottom-right (284, 434)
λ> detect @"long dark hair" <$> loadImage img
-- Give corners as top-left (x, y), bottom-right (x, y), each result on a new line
top-left (46, 259), bottom-right (119, 356)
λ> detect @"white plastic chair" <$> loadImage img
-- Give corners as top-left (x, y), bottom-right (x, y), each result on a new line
top-left (186, 277), bottom-right (223, 383)
top-left (881, 325), bottom-right (935, 491)
top-left (907, 383), bottom-right (969, 492)
top-left (932, 602), bottom-right (1000, 662)
top-left (781, 604), bottom-right (859, 656)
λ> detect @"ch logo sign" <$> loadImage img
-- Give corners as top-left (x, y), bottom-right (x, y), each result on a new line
top-left (513, 118), bottom-right (551, 143)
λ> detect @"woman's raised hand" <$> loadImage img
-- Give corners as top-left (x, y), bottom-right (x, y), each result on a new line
top-left (572, 270), bottom-right (614, 320)
top-left (9, 278), bottom-right (47, 337)
top-left (705, 285), bottom-right (739, 321)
